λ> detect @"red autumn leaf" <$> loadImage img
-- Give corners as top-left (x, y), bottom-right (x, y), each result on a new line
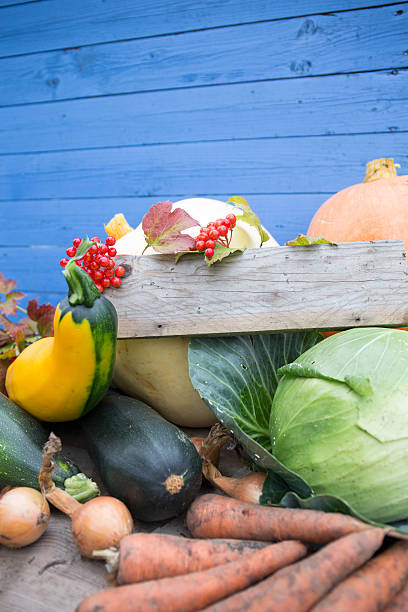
top-left (27, 299), bottom-right (55, 337)
top-left (142, 200), bottom-right (199, 254)
top-left (0, 291), bottom-right (26, 317)
top-left (1, 315), bottom-right (30, 348)
top-left (0, 273), bottom-right (18, 295)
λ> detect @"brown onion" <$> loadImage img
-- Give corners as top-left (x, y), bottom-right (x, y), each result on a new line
top-left (39, 433), bottom-right (133, 558)
top-left (0, 486), bottom-right (50, 548)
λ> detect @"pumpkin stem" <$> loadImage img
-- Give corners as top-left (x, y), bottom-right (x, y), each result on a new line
top-left (364, 158), bottom-right (400, 183)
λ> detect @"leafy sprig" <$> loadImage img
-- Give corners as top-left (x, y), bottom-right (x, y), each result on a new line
top-left (0, 273), bottom-right (55, 393)
top-left (143, 197), bottom-right (268, 266)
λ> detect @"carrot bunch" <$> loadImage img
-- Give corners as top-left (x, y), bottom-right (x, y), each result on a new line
top-left (76, 492), bottom-right (408, 612)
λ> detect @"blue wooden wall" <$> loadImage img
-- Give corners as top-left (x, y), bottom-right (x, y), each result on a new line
top-left (1, 0), bottom-right (407, 307)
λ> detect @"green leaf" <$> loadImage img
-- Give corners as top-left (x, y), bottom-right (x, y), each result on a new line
top-left (285, 234), bottom-right (337, 246)
top-left (188, 331), bottom-right (323, 496)
top-left (0, 343), bottom-right (17, 359)
top-left (227, 196), bottom-right (269, 245)
top-left (174, 250), bottom-right (200, 263)
top-left (277, 363), bottom-right (373, 397)
top-left (205, 246), bottom-right (244, 266)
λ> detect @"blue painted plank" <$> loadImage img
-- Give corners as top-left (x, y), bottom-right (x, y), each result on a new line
top-left (0, 194), bottom-right (325, 246)
top-left (0, 0), bottom-right (397, 58)
top-left (1, 5), bottom-right (407, 106)
top-left (0, 133), bottom-right (406, 200)
top-left (0, 0), bottom-right (41, 7)
top-left (0, 246), bottom-right (66, 293)
top-left (0, 70), bottom-right (406, 153)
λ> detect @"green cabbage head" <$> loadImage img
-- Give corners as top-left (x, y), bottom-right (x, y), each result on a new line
top-left (271, 327), bottom-right (408, 523)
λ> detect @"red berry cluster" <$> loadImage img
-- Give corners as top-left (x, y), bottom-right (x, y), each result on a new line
top-left (60, 236), bottom-right (125, 293)
top-left (194, 214), bottom-right (237, 259)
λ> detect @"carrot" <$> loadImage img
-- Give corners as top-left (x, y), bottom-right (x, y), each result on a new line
top-left (187, 493), bottom-right (371, 544)
top-left (383, 579), bottom-right (408, 611)
top-left (76, 539), bottom-right (307, 612)
top-left (93, 533), bottom-right (272, 584)
top-left (203, 527), bottom-right (385, 612)
top-left (312, 540), bottom-right (408, 611)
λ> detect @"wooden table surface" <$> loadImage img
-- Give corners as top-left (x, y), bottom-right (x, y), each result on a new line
top-left (0, 422), bottom-right (247, 611)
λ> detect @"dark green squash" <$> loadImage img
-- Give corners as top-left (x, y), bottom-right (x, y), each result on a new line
top-left (0, 391), bottom-right (79, 490)
top-left (80, 391), bottom-right (203, 521)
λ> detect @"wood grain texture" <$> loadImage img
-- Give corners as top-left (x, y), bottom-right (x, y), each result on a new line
top-left (1, 70), bottom-right (406, 154)
top-left (0, 0), bottom-right (397, 58)
top-left (1, 133), bottom-right (407, 201)
top-left (1, 4), bottom-right (407, 106)
top-left (100, 241), bottom-right (408, 338)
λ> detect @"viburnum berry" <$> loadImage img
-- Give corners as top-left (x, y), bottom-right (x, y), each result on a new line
top-left (209, 229), bottom-right (220, 240)
top-left (196, 240), bottom-right (206, 252)
top-left (226, 213), bottom-right (236, 227)
top-left (205, 239), bottom-right (216, 249)
top-left (98, 244), bottom-right (109, 255)
top-left (62, 235), bottom-right (123, 294)
top-left (111, 276), bottom-right (121, 287)
top-left (205, 247), bottom-right (214, 259)
top-left (217, 225), bottom-right (228, 236)
top-left (115, 265), bottom-right (125, 277)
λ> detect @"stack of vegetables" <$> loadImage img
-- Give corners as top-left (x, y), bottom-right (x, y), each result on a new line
top-left (2, 164), bottom-right (408, 610)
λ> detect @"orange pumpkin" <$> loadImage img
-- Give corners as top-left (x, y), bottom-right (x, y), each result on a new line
top-left (308, 158), bottom-right (408, 334)
top-left (308, 158), bottom-right (408, 251)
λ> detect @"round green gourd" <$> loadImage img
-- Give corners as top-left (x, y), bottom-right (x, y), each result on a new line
top-left (80, 391), bottom-right (203, 521)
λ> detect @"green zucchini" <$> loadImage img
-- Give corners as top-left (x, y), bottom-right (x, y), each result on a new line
top-left (0, 392), bottom-right (98, 501)
top-left (81, 391), bottom-right (203, 521)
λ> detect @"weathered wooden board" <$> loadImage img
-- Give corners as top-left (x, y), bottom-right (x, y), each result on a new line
top-left (1, 70), bottom-right (406, 154)
top-left (101, 241), bottom-right (408, 338)
top-left (1, 4), bottom-right (406, 106)
top-left (0, 0), bottom-right (394, 57)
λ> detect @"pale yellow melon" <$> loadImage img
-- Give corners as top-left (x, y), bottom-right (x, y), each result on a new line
top-left (113, 198), bottom-right (279, 427)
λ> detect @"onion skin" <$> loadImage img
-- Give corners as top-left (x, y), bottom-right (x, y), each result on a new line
top-left (71, 496), bottom-right (134, 558)
top-left (202, 461), bottom-right (266, 504)
top-left (0, 487), bottom-right (50, 548)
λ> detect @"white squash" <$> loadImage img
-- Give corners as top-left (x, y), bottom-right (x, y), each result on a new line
top-left (113, 198), bottom-right (279, 427)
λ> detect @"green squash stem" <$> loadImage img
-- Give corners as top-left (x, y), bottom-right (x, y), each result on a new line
top-left (63, 260), bottom-right (101, 308)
